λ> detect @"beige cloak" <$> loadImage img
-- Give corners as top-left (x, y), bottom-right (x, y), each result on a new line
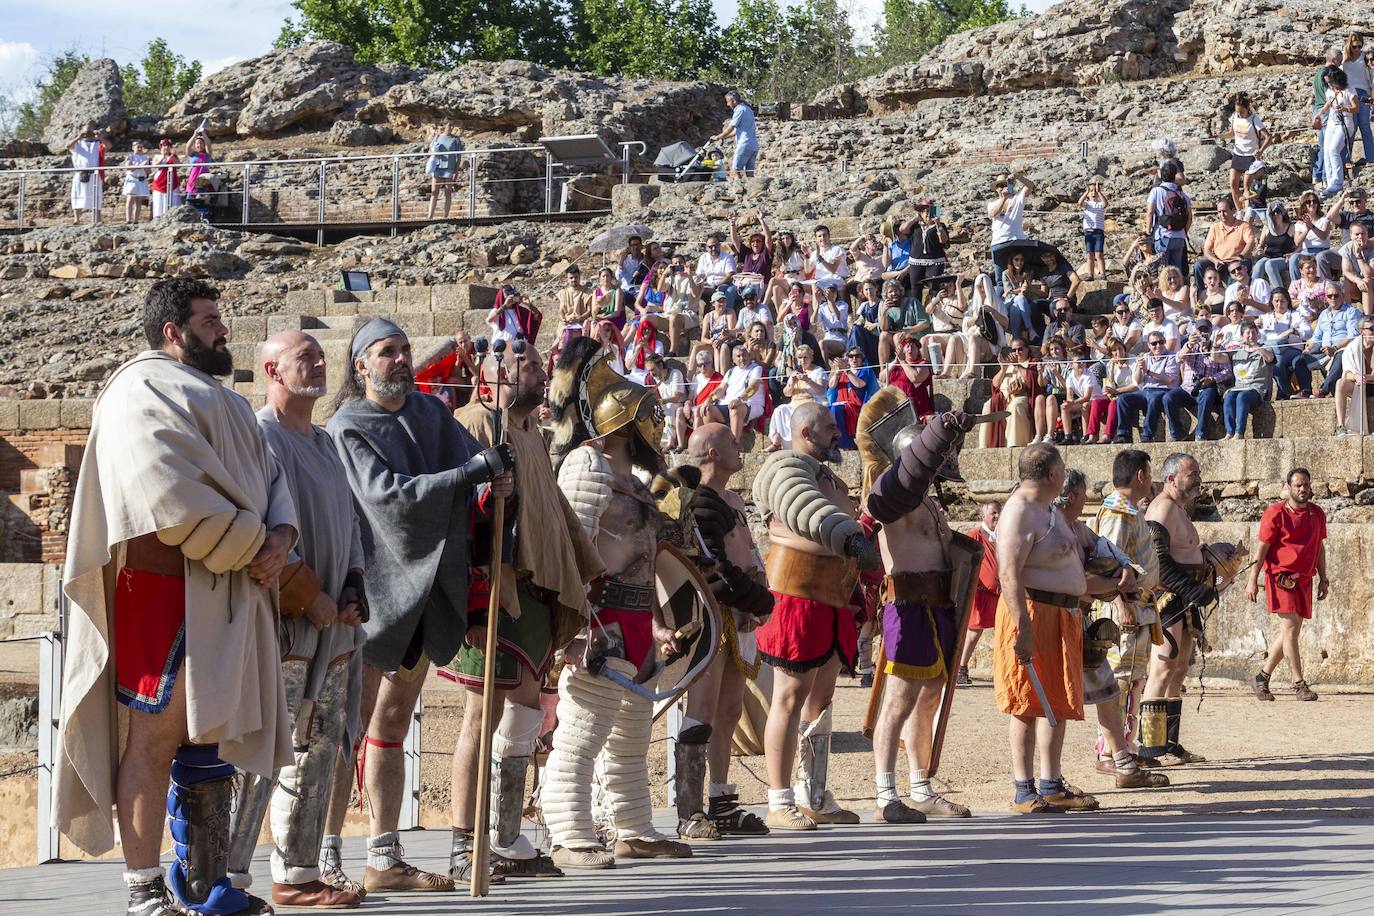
top-left (56, 351), bottom-right (296, 855)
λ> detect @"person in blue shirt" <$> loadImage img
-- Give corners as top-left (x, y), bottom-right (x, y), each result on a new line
top-left (1304, 282), bottom-right (1360, 395)
top-left (710, 90), bottom-right (759, 179)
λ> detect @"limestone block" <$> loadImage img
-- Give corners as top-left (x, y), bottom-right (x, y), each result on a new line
top-left (368, 288), bottom-right (399, 309)
top-left (959, 447), bottom-right (1014, 481)
top-left (1241, 438), bottom-right (1293, 484)
top-left (1291, 436), bottom-right (1361, 481)
top-left (0, 563), bottom-right (46, 619)
top-left (395, 286), bottom-right (432, 313)
top-left (59, 400), bottom-right (93, 428)
top-left (386, 314), bottom-right (434, 337)
top-left (326, 300), bottom-right (360, 317)
top-left (266, 314), bottom-right (308, 335)
top-left (230, 316), bottom-right (267, 343)
top-left (612, 183), bottom-right (661, 214)
top-left (1277, 400), bottom-right (1336, 439)
top-left (0, 400), bottom-right (18, 430)
top-left (285, 289), bottom-right (327, 312)
top-left (17, 400), bottom-right (61, 430)
top-left (433, 284), bottom-right (498, 312)
top-left (431, 311), bottom-right (464, 337)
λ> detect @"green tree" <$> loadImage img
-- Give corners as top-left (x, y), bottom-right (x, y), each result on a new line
top-left (574, 0), bottom-right (718, 80)
top-left (13, 49), bottom-right (89, 139)
top-left (871, 0), bottom-right (1026, 71)
top-left (121, 39), bottom-right (203, 118)
top-left (711, 0), bottom-right (859, 104)
top-left (275, 0), bottom-right (579, 69)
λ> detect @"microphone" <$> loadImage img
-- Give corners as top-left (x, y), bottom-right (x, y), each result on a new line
top-left (492, 338), bottom-right (507, 355)
top-left (473, 336), bottom-right (490, 356)
top-left (511, 339), bottom-right (527, 357)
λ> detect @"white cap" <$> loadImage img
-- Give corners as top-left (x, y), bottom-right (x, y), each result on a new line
top-left (1152, 136), bottom-right (1176, 157)
top-left (1246, 159), bottom-right (1267, 175)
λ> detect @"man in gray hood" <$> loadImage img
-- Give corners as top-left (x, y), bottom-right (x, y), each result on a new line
top-left (327, 318), bottom-right (514, 893)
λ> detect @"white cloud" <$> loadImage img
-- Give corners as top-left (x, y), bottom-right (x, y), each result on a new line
top-left (0, 40), bottom-right (42, 102)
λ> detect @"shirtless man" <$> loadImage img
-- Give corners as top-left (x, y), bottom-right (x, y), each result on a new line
top-left (1142, 453), bottom-right (1225, 765)
top-left (753, 402), bottom-right (880, 829)
top-left (994, 443), bottom-right (1105, 813)
top-left (677, 424), bottom-right (774, 838)
top-left (856, 390), bottom-right (977, 823)
top-left (542, 337), bottom-right (691, 868)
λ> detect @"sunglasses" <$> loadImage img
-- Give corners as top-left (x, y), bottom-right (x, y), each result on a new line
top-left (1149, 340), bottom-right (1165, 346)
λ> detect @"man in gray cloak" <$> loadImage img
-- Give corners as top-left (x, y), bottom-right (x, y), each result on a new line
top-left (327, 318), bottom-right (514, 893)
top-left (226, 330), bottom-right (368, 909)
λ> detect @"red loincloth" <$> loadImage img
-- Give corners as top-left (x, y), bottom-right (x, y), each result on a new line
top-left (113, 567), bottom-right (186, 713)
top-left (756, 592), bottom-right (858, 674)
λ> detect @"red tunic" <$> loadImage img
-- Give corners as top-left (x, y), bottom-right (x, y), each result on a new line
top-left (970, 526), bottom-right (1000, 630)
top-left (1258, 501), bottom-right (1326, 619)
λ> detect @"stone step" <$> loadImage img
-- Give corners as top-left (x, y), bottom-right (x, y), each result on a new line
top-left (282, 283), bottom-right (500, 317)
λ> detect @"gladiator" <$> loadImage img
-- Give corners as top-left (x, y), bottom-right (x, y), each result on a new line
top-left (541, 337), bottom-right (692, 868)
top-left (753, 402), bottom-right (881, 830)
top-left (1142, 453), bottom-right (1237, 765)
top-left (676, 424), bottom-right (775, 839)
top-left (855, 389), bottom-right (978, 823)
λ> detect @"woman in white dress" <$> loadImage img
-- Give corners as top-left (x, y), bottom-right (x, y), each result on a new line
top-left (67, 125), bottom-right (103, 225)
top-left (122, 141), bottom-right (151, 223)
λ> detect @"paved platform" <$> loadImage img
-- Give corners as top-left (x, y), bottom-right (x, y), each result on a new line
top-left (5, 811), bottom-right (1374, 915)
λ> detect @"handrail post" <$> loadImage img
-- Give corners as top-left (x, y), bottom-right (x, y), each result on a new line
top-left (16, 175), bottom-right (25, 230)
top-left (37, 617), bottom-right (64, 864)
top-left (242, 163), bottom-right (251, 224)
top-left (317, 161), bottom-right (326, 246)
top-left (621, 143), bottom-right (631, 185)
top-left (544, 154), bottom-right (554, 216)
top-left (391, 156), bottom-right (400, 236)
top-left (468, 154), bottom-right (477, 219)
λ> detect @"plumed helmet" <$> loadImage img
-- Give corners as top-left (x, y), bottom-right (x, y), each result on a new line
top-left (549, 336), bottom-right (664, 468)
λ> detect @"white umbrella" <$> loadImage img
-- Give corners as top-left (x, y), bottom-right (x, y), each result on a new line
top-left (588, 222), bottom-right (654, 254)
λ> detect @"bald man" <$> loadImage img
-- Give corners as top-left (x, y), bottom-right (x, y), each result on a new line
top-left (754, 401), bottom-right (879, 829)
top-left (447, 346), bottom-right (602, 880)
top-left (677, 424), bottom-right (773, 839)
top-left (226, 330), bottom-right (366, 909)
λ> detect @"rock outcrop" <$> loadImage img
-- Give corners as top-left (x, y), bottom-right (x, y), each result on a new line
top-left (43, 59), bottom-right (127, 154)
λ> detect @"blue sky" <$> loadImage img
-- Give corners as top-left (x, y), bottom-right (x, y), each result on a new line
top-left (1, 0), bottom-right (1056, 103)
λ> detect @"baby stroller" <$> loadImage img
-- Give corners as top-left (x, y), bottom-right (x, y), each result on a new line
top-left (654, 141), bottom-right (713, 183)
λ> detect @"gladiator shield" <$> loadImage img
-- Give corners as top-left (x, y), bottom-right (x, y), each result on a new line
top-left (651, 542), bottom-right (723, 721)
top-left (860, 530), bottom-right (981, 779)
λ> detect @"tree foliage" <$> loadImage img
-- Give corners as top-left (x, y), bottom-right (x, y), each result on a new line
top-left (871, 0), bottom-right (1027, 71)
top-left (12, 49), bottom-right (89, 140)
top-left (574, 0), bottom-right (718, 80)
top-left (121, 39), bottom-right (203, 119)
top-left (275, 0), bottom-right (581, 69)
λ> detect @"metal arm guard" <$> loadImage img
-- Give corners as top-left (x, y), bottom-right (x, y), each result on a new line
top-left (557, 444), bottom-right (614, 542)
top-left (866, 412), bottom-right (970, 524)
top-left (752, 451), bottom-right (864, 558)
top-left (1147, 520), bottom-right (1217, 608)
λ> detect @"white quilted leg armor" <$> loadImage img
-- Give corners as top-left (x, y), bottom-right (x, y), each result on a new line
top-left (599, 681), bottom-right (658, 842)
top-left (541, 664), bottom-right (622, 850)
top-left (794, 704), bottom-right (840, 813)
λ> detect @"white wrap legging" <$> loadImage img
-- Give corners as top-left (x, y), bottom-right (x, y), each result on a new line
top-left (541, 662), bottom-right (656, 849)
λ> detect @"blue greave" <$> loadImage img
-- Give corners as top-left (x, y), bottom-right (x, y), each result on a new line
top-left (166, 744), bottom-right (250, 915)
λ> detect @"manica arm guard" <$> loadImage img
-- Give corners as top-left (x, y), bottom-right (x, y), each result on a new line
top-left (1147, 520), bottom-right (1217, 608)
top-left (866, 412), bottom-right (971, 525)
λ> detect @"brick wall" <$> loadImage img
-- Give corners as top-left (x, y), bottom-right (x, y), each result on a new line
top-left (0, 427), bottom-right (87, 564)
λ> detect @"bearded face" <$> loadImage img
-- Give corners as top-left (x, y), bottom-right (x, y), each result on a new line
top-left (181, 327), bottom-right (233, 377)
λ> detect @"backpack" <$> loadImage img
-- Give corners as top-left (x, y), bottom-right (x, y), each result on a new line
top-left (1160, 187), bottom-right (1188, 232)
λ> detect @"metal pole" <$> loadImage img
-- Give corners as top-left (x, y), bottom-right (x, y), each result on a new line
top-left (468, 154), bottom-right (477, 219)
top-left (390, 156), bottom-right (400, 236)
top-left (398, 700), bottom-right (422, 831)
top-left (317, 161), bottom-right (326, 247)
top-left (622, 144), bottom-right (631, 185)
top-left (37, 601), bottom-right (64, 863)
top-left (16, 175), bottom-right (25, 230)
top-left (241, 164), bottom-right (251, 224)
top-left (544, 155), bottom-right (554, 216)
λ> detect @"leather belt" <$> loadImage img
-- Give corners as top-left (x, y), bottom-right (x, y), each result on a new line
top-left (765, 543), bottom-right (857, 609)
top-left (880, 570), bottom-right (952, 607)
top-left (598, 578), bottom-right (654, 612)
top-left (1026, 587), bottom-right (1080, 609)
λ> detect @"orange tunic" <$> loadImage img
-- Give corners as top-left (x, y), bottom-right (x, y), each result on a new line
top-left (992, 595), bottom-right (1084, 721)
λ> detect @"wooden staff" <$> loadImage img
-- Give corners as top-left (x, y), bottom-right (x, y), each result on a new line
top-left (470, 338), bottom-right (518, 897)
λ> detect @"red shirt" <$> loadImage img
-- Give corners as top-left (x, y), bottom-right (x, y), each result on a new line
top-left (1258, 501), bottom-right (1326, 576)
top-left (974, 526), bottom-right (1000, 595)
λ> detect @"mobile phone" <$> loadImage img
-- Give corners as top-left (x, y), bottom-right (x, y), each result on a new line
top-left (930, 205), bottom-right (939, 218)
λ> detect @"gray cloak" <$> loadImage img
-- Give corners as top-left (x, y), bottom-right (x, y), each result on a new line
top-left (327, 391), bottom-right (483, 670)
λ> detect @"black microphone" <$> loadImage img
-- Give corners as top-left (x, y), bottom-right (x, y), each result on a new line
top-left (473, 336), bottom-right (490, 355)
top-left (493, 338), bottom-right (508, 355)
top-left (511, 339), bottom-right (528, 357)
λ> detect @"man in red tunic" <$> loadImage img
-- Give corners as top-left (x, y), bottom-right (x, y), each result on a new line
top-left (1247, 467), bottom-right (1328, 702)
top-left (956, 500), bottom-right (1001, 687)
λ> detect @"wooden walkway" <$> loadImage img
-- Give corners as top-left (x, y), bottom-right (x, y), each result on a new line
top-left (5, 811), bottom-right (1374, 914)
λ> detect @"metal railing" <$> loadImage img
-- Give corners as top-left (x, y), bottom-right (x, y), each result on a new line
top-left (0, 141), bottom-right (645, 243)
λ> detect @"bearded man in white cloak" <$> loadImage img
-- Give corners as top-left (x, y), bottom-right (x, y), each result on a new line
top-left (58, 278), bottom-right (298, 916)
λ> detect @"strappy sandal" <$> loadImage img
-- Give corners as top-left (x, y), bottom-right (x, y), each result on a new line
top-left (1010, 795), bottom-right (1064, 814)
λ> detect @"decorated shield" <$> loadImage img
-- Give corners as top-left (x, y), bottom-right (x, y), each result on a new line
top-left (651, 542), bottom-right (723, 721)
top-left (860, 530), bottom-right (981, 779)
